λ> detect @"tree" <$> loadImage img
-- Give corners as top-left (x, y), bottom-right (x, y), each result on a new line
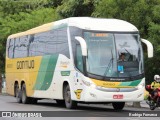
top-left (56, 0), bottom-right (98, 18)
top-left (146, 3), bottom-right (160, 84)
top-left (0, 0), bottom-right (50, 16)
top-left (0, 0), bottom-right (160, 82)
top-left (0, 0), bottom-right (60, 72)
top-left (92, 0), bottom-right (160, 83)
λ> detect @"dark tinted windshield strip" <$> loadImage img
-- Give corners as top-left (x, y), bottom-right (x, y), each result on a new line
top-left (82, 30), bottom-right (139, 34)
top-left (69, 26), bottom-right (139, 34)
top-left (87, 72), bottom-right (144, 82)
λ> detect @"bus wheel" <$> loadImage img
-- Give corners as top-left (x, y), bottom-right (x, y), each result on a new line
top-left (112, 102), bottom-right (125, 110)
top-left (15, 84), bottom-right (22, 103)
top-left (64, 84), bottom-right (77, 109)
top-left (56, 100), bottom-right (65, 106)
top-left (30, 98), bottom-right (38, 104)
top-left (21, 84), bottom-right (30, 104)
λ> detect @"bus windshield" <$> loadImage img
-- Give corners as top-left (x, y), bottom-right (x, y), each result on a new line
top-left (84, 32), bottom-right (144, 80)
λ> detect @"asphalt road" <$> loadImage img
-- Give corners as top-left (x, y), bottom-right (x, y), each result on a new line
top-left (0, 94), bottom-right (160, 120)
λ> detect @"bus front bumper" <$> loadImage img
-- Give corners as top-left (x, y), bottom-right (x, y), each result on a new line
top-left (82, 86), bottom-right (144, 102)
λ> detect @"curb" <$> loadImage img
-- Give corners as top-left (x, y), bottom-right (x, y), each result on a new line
top-left (0, 93), bottom-right (8, 96)
top-left (125, 101), bottom-right (149, 108)
top-left (0, 88), bottom-right (8, 96)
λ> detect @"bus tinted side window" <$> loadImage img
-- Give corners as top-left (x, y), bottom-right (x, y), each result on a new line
top-left (76, 45), bottom-right (83, 72)
top-left (34, 32), bottom-right (46, 56)
top-left (28, 28), bottom-right (70, 58)
top-left (56, 28), bottom-right (70, 58)
top-left (45, 30), bottom-right (57, 55)
top-left (29, 31), bottom-right (57, 56)
top-left (8, 39), bottom-right (14, 58)
top-left (19, 36), bottom-right (28, 57)
top-left (14, 38), bottom-right (20, 58)
top-left (14, 36), bottom-right (28, 58)
top-left (69, 27), bottom-right (82, 60)
top-left (29, 35), bottom-right (36, 56)
top-left (69, 27), bottom-right (83, 71)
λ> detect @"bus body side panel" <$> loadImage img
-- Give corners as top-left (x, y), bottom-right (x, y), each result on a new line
top-left (32, 54), bottom-right (59, 98)
top-left (5, 56), bottom-right (42, 97)
top-left (32, 54), bottom-right (72, 99)
top-left (31, 54), bottom-right (84, 100)
top-left (5, 58), bottom-right (16, 96)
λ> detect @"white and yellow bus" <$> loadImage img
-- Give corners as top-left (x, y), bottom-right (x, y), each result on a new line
top-left (5, 17), bottom-right (153, 110)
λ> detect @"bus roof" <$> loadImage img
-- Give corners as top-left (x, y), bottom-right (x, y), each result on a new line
top-left (8, 17), bottom-right (138, 39)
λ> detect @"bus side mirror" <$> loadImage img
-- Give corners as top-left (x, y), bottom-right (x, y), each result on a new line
top-left (75, 36), bottom-right (88, 76)
top-left (75, 36), bottom-right (88, 56)
top-left (141, 39), bottom-right (153, 58)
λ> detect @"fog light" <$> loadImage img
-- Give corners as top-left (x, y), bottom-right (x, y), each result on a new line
top-left (90, 93), bottom-right (96, 98)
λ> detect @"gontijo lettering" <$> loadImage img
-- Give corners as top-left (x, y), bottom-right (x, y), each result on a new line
top-left (17, 60), bottom-right (34, 69)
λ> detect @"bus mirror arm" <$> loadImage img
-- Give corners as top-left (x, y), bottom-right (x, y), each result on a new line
top-left (75, 36), bottom-right (87, 56)
top-left (75, 36), bottom-right (88, 76)
top-left (141, 39), bottom-right (153, 58)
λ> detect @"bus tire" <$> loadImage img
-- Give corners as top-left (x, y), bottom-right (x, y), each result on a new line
top-left (64, 84), bottom-right (77, 109)
top-left (112, 102), bottom-right (125, 110)
top-left (30, 98), bottom-right (38, 104)
top-left (21, 84), bottom-right (30, 104)
top-left (15, 83), bottom-right (22, 103)
top-left (56, 100), bottom-right (65, 106)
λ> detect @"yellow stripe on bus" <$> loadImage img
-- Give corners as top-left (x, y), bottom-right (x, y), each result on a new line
top-left (91, 79), bottom-right (121, 88)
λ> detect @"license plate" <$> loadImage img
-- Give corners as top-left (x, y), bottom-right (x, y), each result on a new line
top-left (113, 95), bottom-right (123, 99)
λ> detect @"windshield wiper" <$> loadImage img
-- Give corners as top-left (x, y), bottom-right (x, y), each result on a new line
top-left (124, 48), bottom-right (132, 61)
top-left (103, 50), bottom-right (114, 80)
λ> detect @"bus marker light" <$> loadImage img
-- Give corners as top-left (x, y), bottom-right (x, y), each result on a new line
top-left (90, 93), bottom-right (96, 98)
top-left (137, 93), bottom-right (143, 98)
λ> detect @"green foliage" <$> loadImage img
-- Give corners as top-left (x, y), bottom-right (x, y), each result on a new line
top-left (146, 8), bottom-right (160, 84)
top-left (92, 0), bottom-right (160, 84)
top-left (92, 0), bottom-right (152, 37)
top-left (46, 0), bottom-right (63, 7)
top-left (0, 0), bottom-right (50, 15)
top-left (0, 0), bottom-right (61, 72)
top-left (0, 0), bottom-right (160, 82)
top-left (1, 8), bottom-right (60, 34)
top-left (56, 0), bottom-right (98, 18)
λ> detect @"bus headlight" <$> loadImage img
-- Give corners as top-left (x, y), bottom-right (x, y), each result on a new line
top-left (90, 83), bottom-right (96, 89)
top-left (82, 80), bottom-right (96, 88)
top-left (82, 80), bottom-right (91, 86)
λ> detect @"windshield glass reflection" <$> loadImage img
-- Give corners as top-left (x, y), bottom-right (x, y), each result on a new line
top-left (84, 32), bottom-right (144, 79)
